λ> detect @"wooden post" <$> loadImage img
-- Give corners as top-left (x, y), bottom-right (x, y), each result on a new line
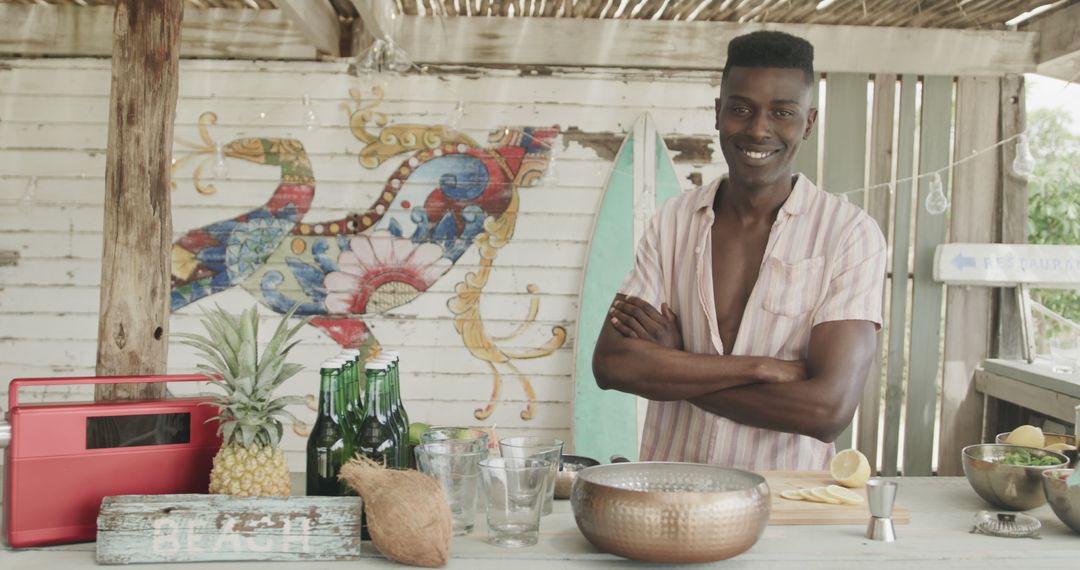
top-left (95, 0), bottom-right (183, 400)
top-left (993, 74), bottom-right (1027, 360)
top-left (937, 77), bottom-right (1001, 476)
top-left (857, 73), bottom-right (897, 473)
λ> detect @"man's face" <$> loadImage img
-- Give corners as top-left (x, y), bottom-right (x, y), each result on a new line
top-left (715, 66), bottom-right (817, 190)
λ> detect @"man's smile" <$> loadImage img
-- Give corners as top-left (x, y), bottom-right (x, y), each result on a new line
top-left (736, 145), bottom-right (781, 162)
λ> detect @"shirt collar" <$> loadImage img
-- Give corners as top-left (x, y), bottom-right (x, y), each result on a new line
top-left (694, 173), bottom-right (814, 217)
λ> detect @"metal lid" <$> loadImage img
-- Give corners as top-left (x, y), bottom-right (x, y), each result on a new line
top-left (365, 361), bottom-right (388, 371)
top-left (320, 359), bottom-right (344, 370)
top-left (382, 350), bottom-right (400, 361)
top-left (971, 511), bottom-right (1041, 538)
top-left (342, 349), bottom-right (361, 357)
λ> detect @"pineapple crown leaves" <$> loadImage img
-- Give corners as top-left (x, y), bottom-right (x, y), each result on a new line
top-left (175, 303), bottom-right (311, 449)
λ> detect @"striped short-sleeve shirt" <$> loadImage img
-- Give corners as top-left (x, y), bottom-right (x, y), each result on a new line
top-left (618, 174), bottom-right (887, 471)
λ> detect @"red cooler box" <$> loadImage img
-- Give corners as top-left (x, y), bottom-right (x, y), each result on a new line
top-left (2, 375), bottom-right (223, 547)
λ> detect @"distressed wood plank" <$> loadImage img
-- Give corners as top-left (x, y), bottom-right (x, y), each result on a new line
top-left (0, 5), bottom-right (316, 60)
top-left (274, 0), bottom-right (341, 57)
top-left (881, 74), bottom-right (918, 477)
top-left (993, 74), bottom-right (1028, 360)
top-left (902, 75), bottom-right (954, 477)
top-left (393, 16), bottom-right (1038, 75)
top-left (95, 494), bottom-right (362, 564)
top-left (857, 73), bottom-right (897, 472)
top-left (937, 77), bottom-right (1001, 476)
top-left (821, 73), bottom-right (869, 452)
top-left (94, 0), bottom-right (182, 399)
top-left (974, 370), bottom-right (1080, 424)
top-left (1021, 1), bottom-right (1080, 82)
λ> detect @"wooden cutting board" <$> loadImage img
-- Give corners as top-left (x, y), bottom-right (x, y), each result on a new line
top-left (762, 471), bottom-right (910, 525)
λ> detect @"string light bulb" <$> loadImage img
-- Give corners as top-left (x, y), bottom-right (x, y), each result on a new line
top-left (1012, 134), bottom-right (1036, 179)
top-left (18, 176), bottom-right (37, 211)
top-left (925, 172), bottom-right (948, 215)
top-left (212, 142), bottom-right (228, 178)
top-left (445, 100), bottom-right (465, 134)
top-left (302, 94), bottom-right (319, 132)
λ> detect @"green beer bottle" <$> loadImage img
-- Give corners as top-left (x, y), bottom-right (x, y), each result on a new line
top-left (357, 361), bottom-right (401, 469)
top-left (342, 349), bottom-right (364, 427)
top-left (334, 354), bottom-right (357, 447)
top-left (382, 351), bottom-right (410, 468)
top-left (306, 360), bottom-right (346, 496)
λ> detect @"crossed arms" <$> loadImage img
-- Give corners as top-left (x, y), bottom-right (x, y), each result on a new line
top-left (591, 295), bottom-right (877, 443)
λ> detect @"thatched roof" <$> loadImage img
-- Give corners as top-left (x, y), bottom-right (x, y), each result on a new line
top-left (0, 0), bottom-right (1072, 30)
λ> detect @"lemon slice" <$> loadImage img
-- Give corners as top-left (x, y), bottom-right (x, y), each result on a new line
top-left (779, 489), bottom-right (805, 501)
top-left (825, 484), bottom-right (865, 505)
top-left (799, 488), bottom-right (825, 503)
top-left (809, 486), bottom-right (842, 504)
top-left (830, 448), bottom-right (871, 488)
top-left (1044, 442), bottom-right (1076, 452)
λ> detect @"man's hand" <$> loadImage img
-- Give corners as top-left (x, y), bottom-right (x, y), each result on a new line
top-left (609, 295), bottom-right (683, 350)
top-left (766, 358), bottom-right (809, 384)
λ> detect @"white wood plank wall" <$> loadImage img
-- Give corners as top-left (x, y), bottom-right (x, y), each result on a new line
top-left (0, 58), bottom-right (727, 469)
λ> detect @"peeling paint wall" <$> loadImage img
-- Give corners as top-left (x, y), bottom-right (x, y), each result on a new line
top-left (0, 59), bottom-right (729, 469)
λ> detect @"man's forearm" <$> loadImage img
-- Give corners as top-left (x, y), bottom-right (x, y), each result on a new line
top-left (593, 337), bottom-right (775, 400)
top-left (689, 377), bottom-right (855, 442)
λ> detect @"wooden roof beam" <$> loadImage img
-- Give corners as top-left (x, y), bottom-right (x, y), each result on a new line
top-left (273, 0), bottom-right (341, 57)
top-left (0, 4), bottom-right (317, 59)
top-left (1021, 1), bottom-right (1080, 83)
top-left (393, 15), bottom-right (1039, 76)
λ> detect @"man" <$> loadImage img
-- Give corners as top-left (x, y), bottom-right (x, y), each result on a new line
top-left (592, 31), bottom-right (887, 471)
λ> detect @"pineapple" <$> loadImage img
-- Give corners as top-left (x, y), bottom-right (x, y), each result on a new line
top-left (175, 304), bottom-right (309, 497)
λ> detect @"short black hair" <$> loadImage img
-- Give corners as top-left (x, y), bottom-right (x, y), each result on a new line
top-left (722, 31), bottom-right (815, 84)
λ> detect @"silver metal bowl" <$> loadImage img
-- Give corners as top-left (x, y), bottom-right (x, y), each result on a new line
top-left (962, 444), bottom-right (1069, 510)
top-left (570, 462), bottom-right (770, 563)
top-left (994, 432), bottom-right (1078, 467)
top-left (1042, 469), bottom-right (1080, 534)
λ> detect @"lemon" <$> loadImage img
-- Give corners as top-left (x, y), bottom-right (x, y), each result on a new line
top-left (1005, 425), bottom-right (1045, 449)
top-left (779, 489), bottom-right (805, 501)
top-left (799, 488), bottom-right (825, 503)
top-left (830, 448), bottom-right (871, 488)
top-left (825, 484), bottom-right (865, 505)
top-left (1044, 442), bottom-right (1076, 452)
top-left (810, 486), bottom-right (842, 504)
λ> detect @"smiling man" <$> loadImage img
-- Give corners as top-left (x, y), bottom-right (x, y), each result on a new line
top-left (591, 31), bottom-right (887, 471)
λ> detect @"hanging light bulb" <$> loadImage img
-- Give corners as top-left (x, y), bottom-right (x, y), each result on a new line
top-left (544, 134), bottom-right (560, 188)
top-left (445, 100), bottom-right (465, 133)
top-left (925, 172), bottom-right (948, 215)
top-left (302, 93), bottom-right (319, 132)
top-left (212, 142), bottom-right (228, 178)
top-left (1012, 134), bottom-right (1036, 179)
top-left (17, 176), bottom-right (37, 212)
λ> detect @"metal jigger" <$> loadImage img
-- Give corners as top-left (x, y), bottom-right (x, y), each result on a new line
top-left (865, 479), bottom-right (897, 542)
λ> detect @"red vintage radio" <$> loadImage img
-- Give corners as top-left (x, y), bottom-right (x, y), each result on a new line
top-left (2, 375), bottom-right (223, 548)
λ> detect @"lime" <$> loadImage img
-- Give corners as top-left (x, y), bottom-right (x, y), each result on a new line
top-left (408, 422), bottom-right (431, 446)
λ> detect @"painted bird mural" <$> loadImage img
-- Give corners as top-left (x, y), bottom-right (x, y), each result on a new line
top-left (170, 91), bottom-right (565, 420)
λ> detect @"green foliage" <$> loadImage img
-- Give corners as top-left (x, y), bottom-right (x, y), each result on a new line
top-left (1026, 109), bottom-right (1080, 327)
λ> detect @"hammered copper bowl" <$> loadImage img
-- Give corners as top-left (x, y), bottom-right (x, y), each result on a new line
top-left (962, 444), bottom-right (1069, 510)
top-left (569, 462), bottom-right (770, 564)
top-left (1042, 469), bottom-right (1080, 534)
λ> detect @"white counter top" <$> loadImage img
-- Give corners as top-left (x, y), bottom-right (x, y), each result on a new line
top-left (4, 476), bottom-right (1079, 569)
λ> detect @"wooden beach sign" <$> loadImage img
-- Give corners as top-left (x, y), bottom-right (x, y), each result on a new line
top-left (96, 494), bottom-right (362, 564)
top-left (572, 113), bottom-right (682, 461)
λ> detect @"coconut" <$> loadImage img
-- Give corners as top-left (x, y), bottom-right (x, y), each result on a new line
top-left (339, 456), bottom-right (452, 567)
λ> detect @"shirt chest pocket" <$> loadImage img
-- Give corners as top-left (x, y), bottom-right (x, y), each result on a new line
top-left (760, 256), bottom-right (825, 317)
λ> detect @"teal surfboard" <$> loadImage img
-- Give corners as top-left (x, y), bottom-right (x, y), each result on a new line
top-left (573, 113), bottom-right (682, 461)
